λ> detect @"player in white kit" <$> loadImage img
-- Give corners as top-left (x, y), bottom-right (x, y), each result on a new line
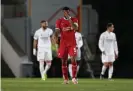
top-left (33, 20), bottom-right (53, 80)
top-left (98, 23), bottom-right (118, 80)
top-left (68, 31), bottom-right (83, 78)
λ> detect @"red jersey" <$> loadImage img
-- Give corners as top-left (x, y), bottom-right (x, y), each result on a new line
top-left (55, 17), bottom-right (78, 47)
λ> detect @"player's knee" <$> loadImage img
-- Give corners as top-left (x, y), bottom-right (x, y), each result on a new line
top-left (62, 62), bottom-right (67, 66)
top-left (46, 61), bottom-right (52, 67)
top-left (72, 60), bottom-right (77, 66)
top-left (109, 62), bottom-right (113, 67)
top-left (39, 60), bottom-right (44, 65)
top-left (62, 59), bottom-right (67, 66)
top-left (103, 63), bottom-right (109, 67)
top-left (39, 60), bottom-right (44, 63)
top-left (71, 56), bottom-right (76, 62)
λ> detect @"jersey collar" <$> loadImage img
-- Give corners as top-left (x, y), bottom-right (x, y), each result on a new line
top-left (41, 27), bottom-right (47, 31)
top-left (63, 17), bottom-right (71, 20)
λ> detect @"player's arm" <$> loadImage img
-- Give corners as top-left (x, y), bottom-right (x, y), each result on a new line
top-left (53, 29), bottom-right (60, 44)
top-left (33, 31), bottom-right (38, 56)
top-left (53, 19), bottom-right (61, 44)
top-left (69, 19), bottom-right (78, 30)
top-left (98, 34), bottom-right (105, 54)
top-left (114, 34), bottom-right (118, 58)
top-left (68, 17), bottom-right (78, 30)
top-left (65, 12), bottom-right (78, 30)
top-left (33, 40), bottom-right (38, 49)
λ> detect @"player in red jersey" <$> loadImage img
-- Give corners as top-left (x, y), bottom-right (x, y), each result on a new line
top-left (53, 7), bottom-right (78, 84)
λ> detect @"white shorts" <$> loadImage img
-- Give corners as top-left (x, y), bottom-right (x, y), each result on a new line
top-left (68, 48), bottom-right (81, 61)
top-left (37, 47), bottom-right (52, 61)
top-left (101, 54), bottom-right (115, 63)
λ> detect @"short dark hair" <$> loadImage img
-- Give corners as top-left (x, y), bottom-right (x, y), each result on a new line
top-left (107, 23), bottom-right (113, 28)
top-left (40, 20), bottom-right (46, 23)
top-left (62, 7), bottom-right (70, 10)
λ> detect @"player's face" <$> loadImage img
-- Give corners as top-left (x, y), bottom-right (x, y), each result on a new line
top-left (63, 10), bottom-right (70, 17)
top-left (41, 22), bottom-right (47, 29)
top-left (109, 25), bottom-right (114, 32)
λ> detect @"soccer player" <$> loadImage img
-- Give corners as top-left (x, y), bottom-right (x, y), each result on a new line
top-left (68, 31), bottom-right (83, 79)
top-left (33, 20), bottom-right (53, 80)
top-left (98, 23), bottom-right (118, 80)
top-left (53, 7), bottom-right (78, 84)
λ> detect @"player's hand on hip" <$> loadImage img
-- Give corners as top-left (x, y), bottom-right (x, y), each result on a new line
top-left (33, 48), bottom-right (37, 56)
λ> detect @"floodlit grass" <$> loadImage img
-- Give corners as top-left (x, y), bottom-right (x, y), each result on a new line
top-left (1, 78), bottom-right (133, 91)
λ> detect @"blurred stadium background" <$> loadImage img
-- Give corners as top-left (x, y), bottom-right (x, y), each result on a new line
top-left (1, 0), bottom-right (133, 79)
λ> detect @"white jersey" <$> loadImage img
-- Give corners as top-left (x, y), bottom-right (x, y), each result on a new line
top-left (75, 32), bottom-right (83, 49)
top-left (98, 31), bottom-right (118, 56)
top-left (34, 28), bottom-right (53, 48)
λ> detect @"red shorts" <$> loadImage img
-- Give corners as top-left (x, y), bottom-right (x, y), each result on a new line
top-left (58, 45), bottom-right (77, 59)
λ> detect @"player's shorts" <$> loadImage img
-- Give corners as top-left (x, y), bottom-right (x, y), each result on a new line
top-left (37, 47), bottom-right (52, 61)
top-left (58, 45), bottom-right (77, 59)
top-left (101, 54), bottom-right (115, 63)
top-left (68, 48), bottom-right (81, 60)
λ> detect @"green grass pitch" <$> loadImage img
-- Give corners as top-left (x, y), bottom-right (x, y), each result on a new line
top-left (1, 78), bottom-right (133, 91)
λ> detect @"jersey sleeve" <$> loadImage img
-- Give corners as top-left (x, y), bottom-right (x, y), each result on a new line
top-left (55, 19), bottom-right (61, 30)
top-left (114, 34), bottom-right (118, 55)
top-left (33, 31), bottom-right (39, 40)
top-left (98, 33), bottom-right (105, 52)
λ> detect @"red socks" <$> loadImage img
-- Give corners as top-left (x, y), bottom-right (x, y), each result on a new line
top-left (72, 61), bottom-right (77, 78)
top-left (62, 65), bottom-right (68, 80)
top-left (62, 58), bottom-right (77, 80)
top-left (62, 59), bottom-right (68, 80)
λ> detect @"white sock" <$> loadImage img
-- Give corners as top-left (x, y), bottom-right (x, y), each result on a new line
top-left (101, 65), bottom-right (107, 75)
top-left (39, 61), bottom-right (45, 78)
top-left (43, 64), bottom-right (51, 75)
top-left (108, 65), bottom-right (113, 79)
top-left (68, 64), bottom-right (72, 78)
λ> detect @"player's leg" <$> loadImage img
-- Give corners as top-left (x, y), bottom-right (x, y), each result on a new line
top-left (39, 60), bottom-right (45, 79)
top-left (68, 60), bottom-right (79, 79)
top-left (43, 61), bottom-right (51, 80)
top-left (76, 61), bottom-right (80, 77)
top-left (100, 54), bottom-right (109, 79)
top-left (43, 50), bottom-right (53, 80)
top-left (68, 58), bottom-right (72, 78)
top-left (76, 48), bottom-right (81, 77)
top-left (100, 62), bottom-right (108, 79)
top-left (62, 56), bottom-right (69, 84)
top-left (69, 46), bottom-right (78, 84)
top-left (108, 62), bottom-right (114, 80)
top-left (70, 56), bottom-right (78, 84)
top-left (108, 55), bottom-right (115, 80)
top-left (58, 45), bottom-right (69, 84)
top-left (62, 54), bottom-right (68, 80)
top-left (59, 47), bottom-right (69, 83)
top-left (37, 49), bottom-right (45, 79)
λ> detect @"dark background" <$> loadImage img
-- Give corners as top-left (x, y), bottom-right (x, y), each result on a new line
top-left (83, 0), bottom-right (133, 78)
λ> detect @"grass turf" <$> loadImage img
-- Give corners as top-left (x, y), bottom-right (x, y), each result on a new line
top-left (1, 78), bottom-right (133, 91)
